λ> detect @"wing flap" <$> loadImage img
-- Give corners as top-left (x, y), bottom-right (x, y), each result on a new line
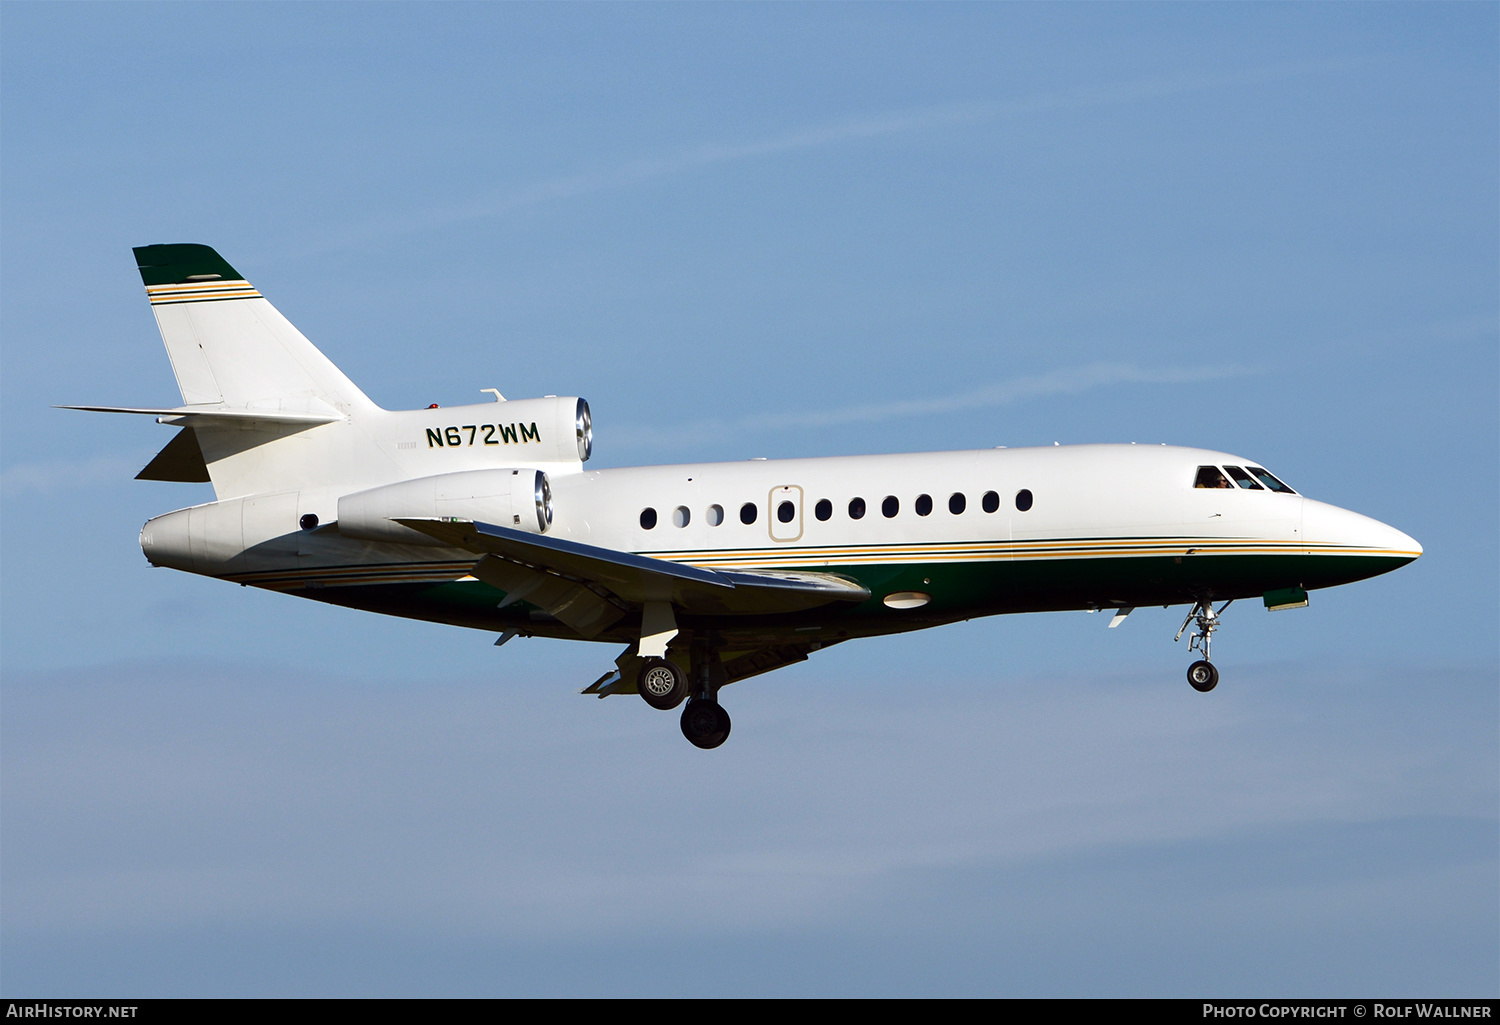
top-left (723, 641), bottom-right (842, 683)
top-left (469, 554), bottom-right (626, 638)
top-left (396, 518), bottom-right (869, 614)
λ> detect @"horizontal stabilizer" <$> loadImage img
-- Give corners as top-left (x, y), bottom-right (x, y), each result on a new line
top-left (395, 518), bottom-right (869, 615)
top-left (57, 405), bottom-right (343, 426)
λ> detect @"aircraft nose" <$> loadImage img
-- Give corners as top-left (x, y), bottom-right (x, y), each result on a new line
top-left (1301, 498), bottom-right (1422, 559)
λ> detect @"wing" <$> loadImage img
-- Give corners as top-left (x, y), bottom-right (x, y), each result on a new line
top-left (393, 517), bottom-right (870, 620)
top-left (581, 639), bottom-right (843, 698)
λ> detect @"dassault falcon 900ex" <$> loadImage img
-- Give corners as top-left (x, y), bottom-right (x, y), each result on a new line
top-left (66, 244), bottom-right (1422, 749)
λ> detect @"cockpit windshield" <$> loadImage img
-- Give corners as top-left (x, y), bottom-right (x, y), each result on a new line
top-left (1222, 465), bottom-right (1264, 490)
top-left (1194, 464), bottom-right (1297, 494)
top-left (1247, 466), bottom-right (1296, 494)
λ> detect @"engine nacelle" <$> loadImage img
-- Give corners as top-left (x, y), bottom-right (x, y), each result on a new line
top-left (337, 468), bottom-right (554, 545)
top-left (414, 396), bottom-right (592, 464)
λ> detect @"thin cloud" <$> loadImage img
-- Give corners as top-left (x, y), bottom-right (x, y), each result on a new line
top-left (737, 362), bottom-right (1254, 431)
top-left (447, 58), bottom-right (1363, 224)
top-left (612, 362), bottom-right (1255, 450)
top-left (306, 57), bottom-right (1362, 256)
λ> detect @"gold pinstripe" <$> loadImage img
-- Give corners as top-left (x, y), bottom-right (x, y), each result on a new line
top-left (146, 280), bottom-right (262, 305)
top-left (641, 537), bottom-right (1419, 571)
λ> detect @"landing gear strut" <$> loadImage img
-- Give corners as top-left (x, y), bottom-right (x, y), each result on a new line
top-left (627, 625), bottom-right (733, 747)
top-left (1176, 599), bottom-right (1232, 693)
top-left (678, 634), bottom-right (731, 749)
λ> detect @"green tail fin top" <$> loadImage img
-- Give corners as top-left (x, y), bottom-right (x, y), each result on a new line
top-left (133, 244), bottom-right (245, 286)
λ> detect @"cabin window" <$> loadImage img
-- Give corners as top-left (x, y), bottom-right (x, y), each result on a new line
top-left (706, 504), bottom-right (724, 526)
top-left (849, 497), bottom-right (866, 520)
top-left (777, 500), bottom-right (796, 524)
top-left (982, 491), bottom-right (999, 513)
top-left (1194, 466), bottom-right (1232, 489)
top-left (1248, 467), bottom-right (1297, 494)
top-left (815, 498), bottom-right (832, 521)
top-left (740, 502), bottom-right (757, 525)
top-left (1015, 489), bottom-right (1033, 512)
top-left (1222, 465), bottom-right (1264, 490)
top-left (300, 514), bottom-right (319, 531)
top-left (640, 507), bottom-right (658, 529)
top-left (949, 493), bottom-right (966, 515)
top-left (882, 496), bottom-right (899, 518)
top-left (914, 494), bottom-right (932, 516)
top-left (672, 505), bottom-right (691, 527)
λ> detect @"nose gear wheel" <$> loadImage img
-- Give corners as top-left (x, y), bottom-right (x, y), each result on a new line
top-left (1187, 659), bottom-right (1219, 692)
top-left (1176, 599), bottom-right (1232, 692)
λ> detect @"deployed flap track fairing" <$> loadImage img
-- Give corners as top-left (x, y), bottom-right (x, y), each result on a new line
top-left (69, 244), bottom-right (1423, 749)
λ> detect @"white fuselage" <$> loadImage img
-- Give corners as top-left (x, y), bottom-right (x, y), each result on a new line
top-left (139, 428), bottom-right (1420, 647)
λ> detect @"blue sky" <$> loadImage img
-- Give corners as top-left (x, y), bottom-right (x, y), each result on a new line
top-left (2, 3), bottom-right (1495, 996)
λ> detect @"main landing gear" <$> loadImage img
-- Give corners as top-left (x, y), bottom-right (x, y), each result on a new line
top-left (680, 698), bottom-right (731, 750)
top-left (634, 625), bottom-right (731, 749)
top-left (1176, 599), bottom-right (1232, 693)
top-left (637, 657), bottom-right (690, 710)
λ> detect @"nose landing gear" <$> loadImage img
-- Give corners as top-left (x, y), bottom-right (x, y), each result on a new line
top-left (1186, 659), bottom-right (1219, 692)
top-left (1176, 599), bottom-right (1232, 692)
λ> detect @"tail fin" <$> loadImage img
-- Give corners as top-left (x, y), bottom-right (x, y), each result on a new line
top-left (134, 244), bottom-right (376, 417)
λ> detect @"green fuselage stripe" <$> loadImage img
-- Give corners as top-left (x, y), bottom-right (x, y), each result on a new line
top-left (269, 549), bottom-right (1413, 648)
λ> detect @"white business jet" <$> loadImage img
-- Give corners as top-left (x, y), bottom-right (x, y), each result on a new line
top-left (65, 245), bottom-right (1422, 749)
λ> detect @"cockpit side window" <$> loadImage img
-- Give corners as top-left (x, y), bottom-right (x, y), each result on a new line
top-left (1194, 465), bottom-right (1232, 489)
top-left (1223, 465), bottom-right (1264, 490)
top-left (1248, 467), bottom-right (1296, 494)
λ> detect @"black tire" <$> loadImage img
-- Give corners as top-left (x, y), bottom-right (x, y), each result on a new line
top-left (680, 700), bottom-right (731, 749)
top-left (1187, 660), bottom-right (1219, 693)
top-left (638, 657), bottom-right (688, 710)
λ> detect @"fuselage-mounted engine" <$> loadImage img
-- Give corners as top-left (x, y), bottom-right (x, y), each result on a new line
top-left (337, 468), bottom-right (553, 545)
